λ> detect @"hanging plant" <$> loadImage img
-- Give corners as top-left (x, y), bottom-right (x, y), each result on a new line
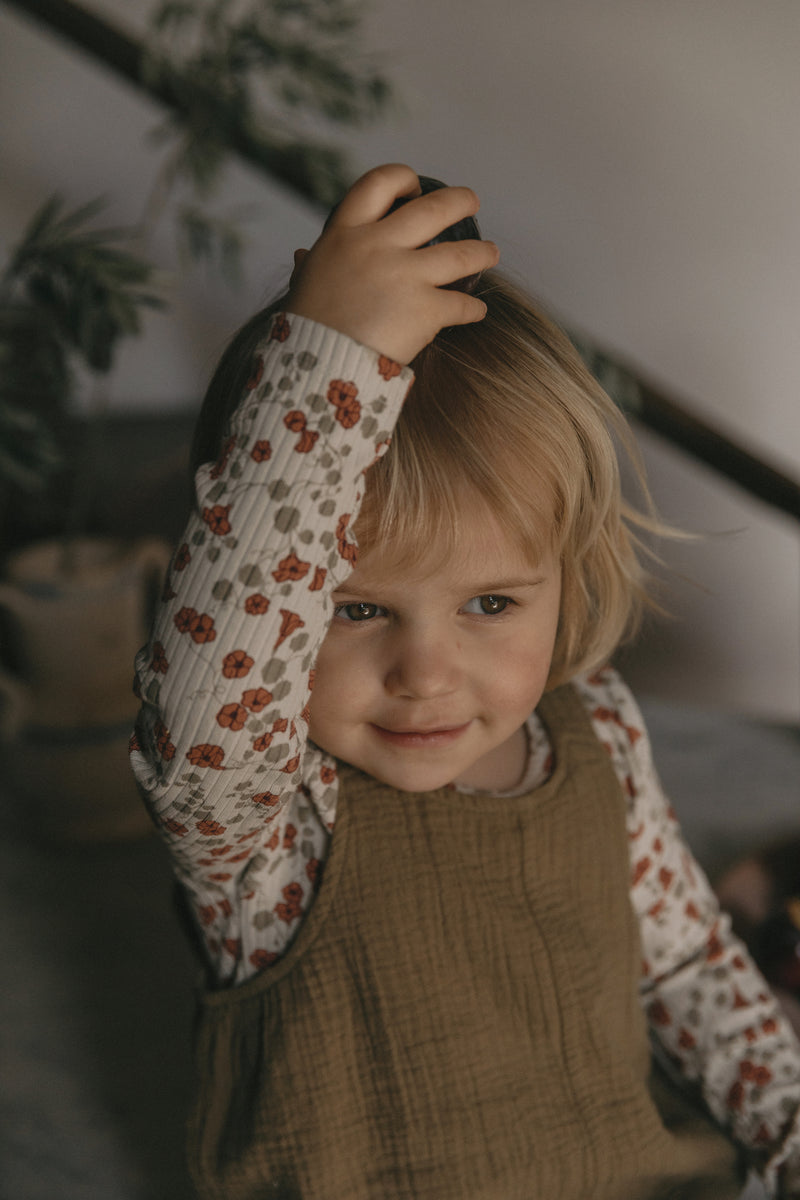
top-left (141, 0), bottom-right (393, 275)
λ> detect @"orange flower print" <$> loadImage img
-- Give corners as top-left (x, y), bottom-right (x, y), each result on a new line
top-left (161, 573), bottom-right (176, 601)
top-left (377, 354), bottom-right (402, 381)
top-left (249, 948), bottom-right (280, 970)
top-left (151, 641), bottom-right (169, 674)
top-left (320, 764), bottom-right (336, 785)
top-left (162, 817), bottom-right (188, 837)
top-left (251, 439), bottom-right (272, 463)
top-left (187, 743), bottom-right (226, 769)
top-left (284, 410), bottom-right (307, 433)
top-left (678, 1028), bottom-right (696, 1050)
top-left (272, 551), bottom-right (310, 583)
top-left (174, 606), bottom-right (198, 633)
top-left (190, 613), bottom-right (217, 644)
top-left (265, 829), bottom-right (280, 851)
top-left (272, 718), bottom-right (289, 734)
top-left (281, 755), bottom-right (301, 775)
top-left (727, 1081), bottom-right (745, 1112)
top-left (328, 379), bottom-right (358, 409)
top-left (274, 609), bottom-right (305, 649)
top-left (210, 435), bottom-right (236, 479)
top-left (271, 313), bottom-right (291, 342)
top-left (648, 999), bottom-right (671, 1027)
top-left (335, 512), bottom-right (357, 564)
top-left (197, 817), bottom-right (227, 836)
top-left (283, 881), bottom-right (303, 906)
top-left (253, 791), bottom-right (280, 807)
top-left (217, 702), bottom-right (248, 731)
top-left (222, 649), bottom-right (254, 678)
top-left (244, 592), bottom-right (270, 615)
top-left (328, 382), bottom-right (361, 429)
top-left (295, 428), bottom-right (319, 453)
top-left (129, 730), bottom-right (141, 753)
top-left (173, 543), bottom-right (191, 572)
top-left (203, 504), bottom-right (232, 537)
top-left (306, 858), bottom-right (321, 886)
top-left (246, 354), bottom-right (264, 390)
top-left (309, 566), bottom-right (326, 591)
top-left (242, 687), bottom-right (272, 712)
top-left (252, 731), bottom-right (273, 752)
top-left (631, 856), bottom-right (651, 886)
top-left (308, 669), bottom-right (316, 691)
top-left (283, 823), bottom-right (298, 849)
top-left (223, 937), bottom-right (242, 959)
top-left (156, 723), bottom-right (176, 760)
top-left (198, 904), bottom-right (217, 926)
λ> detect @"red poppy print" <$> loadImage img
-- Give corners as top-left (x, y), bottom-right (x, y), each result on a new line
top-left (252, 791), bottom-right (280, 807)
top-left (252, 731), bottom-right (273, 752)
top-left (156, 724), bottom-right (176, 760)
top-left (335, 512), bottom-right (357, 564)
top-left (242, 687), bottom-right (272, 712)
top-left (632, 856), bottom-right (651, 886)
top-left (198, 904), bottom-right (217, 927)
top-left (320, 764), bottom-right (336, 785)
top-left (251, 439), bottom-right (272, 463)
top-left (295, 428), bottom-right (319, 453)
top-left (272, 718), bottom-right (288, 734)
top-left (271, 313), bottom-right (291, 342)
top-left (223, 938), bottom-right (242, 959)
top-left (377, 355), bottom-right (402, 381)
top-left (222, 650), bottom-right (254, 679)
top-left (306, 858), bottom-right (321, 886)
top-left (246, 355), bottom-right (264, 389)
top-left (162, 817), bottom-right (187, 837)
top-left (174, 606), bottom-right (198, 633)
top-left (249, 948), bottom-right (280, 970)
top-left (208, 872), bottom-right (232, 882)
top-left (197, 817), bottom-right (227, 836)
top-left (328, 380), bottom-right (361, 429)
top-left (658, 867), bottom-right (674, 890)
top-left (151, 641), bottom-right (169, 674)
top-left (217, 702), bottom-right (248, 731)
top-left (309, 566), bottom-right (326, 591)
top-left (274, 609), bottom-right (305, 649)
top-left (283, 881), bottom-right (303, 906)
top-left (281, 755), bottom-right (301, 775)
top-left (275, 901), bottom-right (301, 925)
top-left (283, 823), bottom-right (298, 849)
top-left (272, 551), bottom-right (310, 583)
top-left (678, 1028), bottom-right (696, 1050)
top-left (648, 1000), bottom-right (671, 1027)
top-left (284, 410), bottom-right (307, 433)
top-left (202, 504), bottom-right (232, 537)
top-left (173, 543), bottom-right (191, 572)
top-left (265, 829), bottom-right (280, 851)
top-left (187, 744), bottom-right (225, 770)
top-left (210, 436), bottom-right (236, 479)
top-left (244, 592), bottom-right (270, 615)
top-left (189, 613), bottom-right (217, 644)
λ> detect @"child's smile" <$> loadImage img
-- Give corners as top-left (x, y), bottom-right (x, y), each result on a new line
top-left (308, 509), bottom-right (561, 794)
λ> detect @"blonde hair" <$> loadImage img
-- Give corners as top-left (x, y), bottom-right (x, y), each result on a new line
top-left (353, 270), bottom-right (663, 688)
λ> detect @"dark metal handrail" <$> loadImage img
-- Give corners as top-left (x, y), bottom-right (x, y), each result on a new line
top-left (4, 0), bottom-right (800, 524)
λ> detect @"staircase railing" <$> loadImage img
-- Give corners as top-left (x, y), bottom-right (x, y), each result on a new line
top-left (4, 0), bottom-right (800, 524)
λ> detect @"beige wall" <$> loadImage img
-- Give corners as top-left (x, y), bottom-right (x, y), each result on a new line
top-left (1, 0), bottom-right (798, 718)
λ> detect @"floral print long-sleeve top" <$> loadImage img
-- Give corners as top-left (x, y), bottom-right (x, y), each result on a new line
top-left (131, 312), bottom-right (800, 1194)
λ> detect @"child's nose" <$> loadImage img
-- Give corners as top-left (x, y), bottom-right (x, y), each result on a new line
top-left (384, 629), bottom-right (462, 700)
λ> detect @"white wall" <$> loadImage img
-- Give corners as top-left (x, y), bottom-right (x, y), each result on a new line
top-left (1, 0), bottom-right (798, 718)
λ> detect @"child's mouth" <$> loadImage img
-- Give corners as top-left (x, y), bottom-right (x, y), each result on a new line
top-left (370, 723), bottom-right (471, 748)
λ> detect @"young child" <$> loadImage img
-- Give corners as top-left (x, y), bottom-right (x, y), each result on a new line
top-left (132, 164), bottom-right (800, 1198)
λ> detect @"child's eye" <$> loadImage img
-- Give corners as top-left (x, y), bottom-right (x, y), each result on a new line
top-left (333, 602), bottom-right (385, 623)
top-left (462, 594), bottom-right (514, 616)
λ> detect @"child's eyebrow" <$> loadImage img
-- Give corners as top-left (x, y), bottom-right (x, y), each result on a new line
top-left (464, 576), bottom-right (546, 593)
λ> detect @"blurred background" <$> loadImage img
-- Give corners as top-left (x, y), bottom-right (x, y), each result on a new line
top-left (0, 1), bottom-right (798, 1197)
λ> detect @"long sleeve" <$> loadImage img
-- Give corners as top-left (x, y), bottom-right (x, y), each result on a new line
top-left (575, 666), bottom-right (800, 1195)
top-left (131, 312), bottom-right (412, 985)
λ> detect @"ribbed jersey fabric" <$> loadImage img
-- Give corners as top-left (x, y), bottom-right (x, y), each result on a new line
top-left (188, 684), bottom-right (741, 1199)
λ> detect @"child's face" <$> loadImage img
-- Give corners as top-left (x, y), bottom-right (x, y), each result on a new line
top-left (309, 509), bottom-right (561, 794)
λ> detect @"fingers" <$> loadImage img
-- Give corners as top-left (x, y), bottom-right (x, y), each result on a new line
top-left (419, 238), bottom-right (499, 288)
top-left (329, 164), bottom-right (422, 228)
top-left (383, 185), bottom-right (481, 248)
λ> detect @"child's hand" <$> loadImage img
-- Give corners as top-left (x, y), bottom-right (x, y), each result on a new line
top-left (286, 163), bottom-right (499, 364)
